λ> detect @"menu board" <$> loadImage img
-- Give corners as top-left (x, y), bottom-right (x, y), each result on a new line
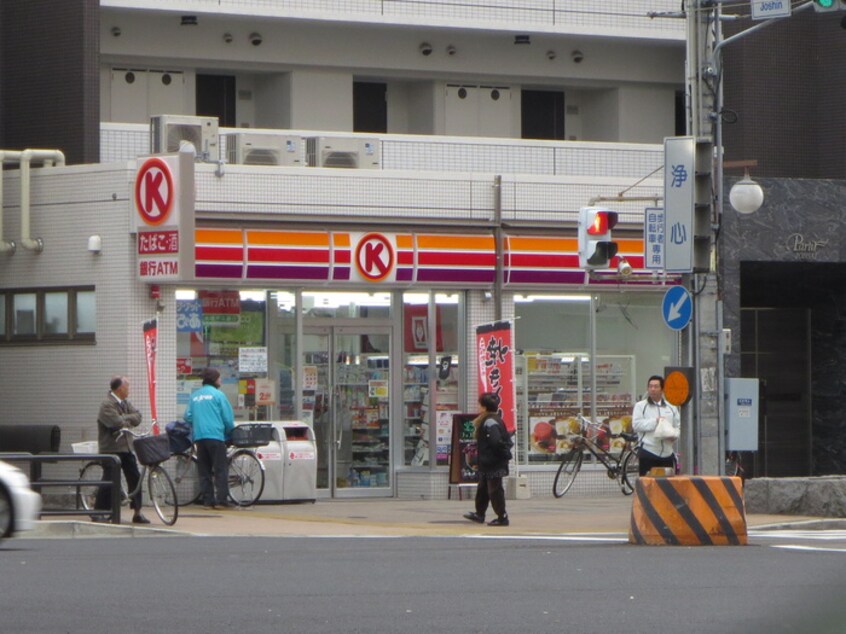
top-left (449, 413), bottom-right (479, 485)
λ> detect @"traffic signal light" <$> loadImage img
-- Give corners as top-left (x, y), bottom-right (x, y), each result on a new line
top-left (578, 207), bottom-right (618, 268)
top-left (813, 0), bottom-right (846, 11)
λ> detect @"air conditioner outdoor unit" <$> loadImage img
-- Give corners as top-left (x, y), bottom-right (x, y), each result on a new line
top-left (224, 133), bottom-right (302, 166)
top-left (150, 114), bottom-right (219, 161)
top-left (306, 137), bottom-right (380, 169)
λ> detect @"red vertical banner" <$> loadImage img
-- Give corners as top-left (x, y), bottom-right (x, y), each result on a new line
top-left (143, 318), bottom-right (159, 435)
top-left (476, 320), bottom-right (515, 434)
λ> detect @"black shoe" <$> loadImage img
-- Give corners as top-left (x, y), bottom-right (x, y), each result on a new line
top-left (132, 514), bottom-right (151, 525)
top-left (202, 503), bottom-right (216, 510)
top-left (487, 516), bottom-right (509, 527)
top-left (216, 501), bottom-right (238, 509)
top-left (463, 512), bottom-right (485, 524)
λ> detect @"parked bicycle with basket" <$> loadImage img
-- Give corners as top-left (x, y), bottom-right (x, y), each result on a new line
top-left (165, 421), bottom-right (272, 507)
top-left (78, 429), bottom-right (179, 525)
top-left (552, 414), bottom-right (641, 498)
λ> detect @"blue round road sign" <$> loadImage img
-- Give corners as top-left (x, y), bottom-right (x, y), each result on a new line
top-left (662, 286), bottom-right (692, 331)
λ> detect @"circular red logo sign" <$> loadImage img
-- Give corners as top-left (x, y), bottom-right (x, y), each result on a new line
top-left (135, 157), bottom-right (174, 226)
top-left (355, 233), bottom-right (395, 282)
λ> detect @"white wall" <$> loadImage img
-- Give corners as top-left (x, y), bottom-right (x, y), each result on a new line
top-left (0, 165), bottom-right (175, 449)
top-left (617, 85), bottom-right (677, 143)
top-left (288, 70), bottom-right (353, 131)
top-left (580, 89), bottom-right (620, 142)
top-left (254, 73), bottom-right (291, 129)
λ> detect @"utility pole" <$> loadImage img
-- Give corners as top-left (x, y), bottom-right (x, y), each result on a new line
top-left (685, 0), bottom-right (722, 475)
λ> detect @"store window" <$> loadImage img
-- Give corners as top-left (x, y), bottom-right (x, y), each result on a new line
top-left (514, 292), bottom-right (673, 466)
top-left (0, 287), bottom-right (96, 343)
top-left (269, 291), bottom-right (296, 420)
top-left (301, 291), bottom-right (391, 319)
top-left (402, 291), bottom-right (461, 467)
top-left (176, 289), bottom-right (269, 421)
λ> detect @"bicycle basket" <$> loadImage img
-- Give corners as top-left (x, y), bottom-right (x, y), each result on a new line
top-left (230, 423), bottom-right (274, 448)
top-left (165, 420), bottom-right (193, 454)
top-left (133, 434), bottom-right (172, 466)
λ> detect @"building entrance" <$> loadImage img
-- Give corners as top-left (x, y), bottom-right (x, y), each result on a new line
top-left (303, 326), bottom-right (392, 498)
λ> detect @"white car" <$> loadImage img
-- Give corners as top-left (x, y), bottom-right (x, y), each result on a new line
top-left (0, 460), bottom-right (42, 538)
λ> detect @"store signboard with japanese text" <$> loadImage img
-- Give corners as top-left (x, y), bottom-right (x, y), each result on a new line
top-left (475, 320), bottom-right (516, 434)
top-left (134, 152), bottom-right (195, 281)
top-left (664, 136), bottom-right (694, 273)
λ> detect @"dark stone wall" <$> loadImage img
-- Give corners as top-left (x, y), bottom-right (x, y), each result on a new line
top-left (720, 177), bottom-right (846, 474)
top-left (0, 0), bottom-right (99, 164)
top-left (722, 10), bottom-right (846, 179)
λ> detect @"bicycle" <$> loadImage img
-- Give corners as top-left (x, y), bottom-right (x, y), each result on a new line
top-left (166, 423), bottom-right (271, 507)
top-left (725, 451), bottom-right (749, 479)
top-left (78, 429), bottom-right (179, 525)
top-left (552, 414), bottom-right (641, 498)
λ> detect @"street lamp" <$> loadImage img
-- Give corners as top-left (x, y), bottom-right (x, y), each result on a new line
top-left (729, 169), bottom-right (764, 215)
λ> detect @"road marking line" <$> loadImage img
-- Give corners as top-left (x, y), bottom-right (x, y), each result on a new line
top-left (771, 545), bottom-right (846, 554)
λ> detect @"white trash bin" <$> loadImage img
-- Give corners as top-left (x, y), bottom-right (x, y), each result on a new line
top-left (259, 421), bottom-right (317, 502)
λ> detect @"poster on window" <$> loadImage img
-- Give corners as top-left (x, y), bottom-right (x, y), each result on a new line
top-left (403, 304), bottom-right (444, 352)
top-left (475, 320), bottom-right (516, 434)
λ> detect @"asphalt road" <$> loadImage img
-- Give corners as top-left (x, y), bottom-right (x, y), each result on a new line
top-left (2, 535), bottom-right (845, 634)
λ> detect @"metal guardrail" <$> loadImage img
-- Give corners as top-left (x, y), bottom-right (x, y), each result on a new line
top-left (0, 453), bottom-right (123, 524)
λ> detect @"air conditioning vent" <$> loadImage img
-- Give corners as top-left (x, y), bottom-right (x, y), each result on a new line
top-left (224, 133), bottom-right (302, 166)
top-left (306, 137), bottom-right (380, 169)
top-left (150, 114), bottom-right (219, 161)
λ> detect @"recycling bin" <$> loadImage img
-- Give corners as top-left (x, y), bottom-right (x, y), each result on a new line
top-left (257, 421), bottom-right (317, 503)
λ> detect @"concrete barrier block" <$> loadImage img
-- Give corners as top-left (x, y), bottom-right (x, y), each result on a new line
top-left (629, 476), bottom-right (747, 546)
top-left (744, 477), bottom-right (846, 517)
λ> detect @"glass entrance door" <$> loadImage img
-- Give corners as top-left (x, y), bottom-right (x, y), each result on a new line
top-left (303, 326), bottom-right (391, 497)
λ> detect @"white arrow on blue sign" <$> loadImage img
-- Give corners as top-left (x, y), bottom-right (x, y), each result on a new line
top-left (662, 286), bottom-right (692, 331)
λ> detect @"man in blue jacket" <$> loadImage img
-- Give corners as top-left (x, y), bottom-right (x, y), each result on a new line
top-left (184, 368), bottom-right (236, 509)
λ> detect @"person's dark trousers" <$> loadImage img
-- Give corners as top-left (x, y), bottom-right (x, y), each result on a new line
top-left (196, 439), bottom-right (229, 505)
top-left (475, 473), bottom-right (507, 520)
top-left (638, 448), bottom-right (676, 477)
top-left (94, 452), bottom-right (142, 513)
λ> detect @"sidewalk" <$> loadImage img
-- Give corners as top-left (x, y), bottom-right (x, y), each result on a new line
top-left (29, 495), bottom-right (844, 539)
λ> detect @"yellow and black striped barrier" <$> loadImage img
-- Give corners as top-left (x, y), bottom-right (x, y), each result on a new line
top-left (629, 476), bottom-right (747, 546)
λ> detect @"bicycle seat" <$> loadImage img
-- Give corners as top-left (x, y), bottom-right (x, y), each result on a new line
top-left (620, 432), bottom-right (639, 443)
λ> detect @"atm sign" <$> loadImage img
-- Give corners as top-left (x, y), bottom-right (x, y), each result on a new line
top-left (139, 230), bottom-right (179, 255)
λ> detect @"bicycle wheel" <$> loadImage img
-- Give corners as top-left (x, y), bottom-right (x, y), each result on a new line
top-left (148, 465), bottom-right (178, 525)
top-left (552, 450), bottom-right (583, 498)
top-left (78, 461), bottom-right (129, 511)
top-left (228, 450), bottom-right (265, 506)
top-left (166, 453), bottom-right (201, 506)
top-left (620, 449), bottom-right (640, 495)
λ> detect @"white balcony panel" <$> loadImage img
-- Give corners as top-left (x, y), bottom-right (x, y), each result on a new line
top-left (195, 166), bottom-right (497, 222)
top-left (100, 0), bottom-right (684, 40)
top-left (100, 124), bottom-right (664, 181)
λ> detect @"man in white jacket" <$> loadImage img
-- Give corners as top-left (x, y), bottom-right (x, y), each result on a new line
top-left (632, 375), bottom-right (680, 476)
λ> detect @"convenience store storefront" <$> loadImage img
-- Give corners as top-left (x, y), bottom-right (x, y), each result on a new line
top-left (167, 227), bottom-right (676, 499)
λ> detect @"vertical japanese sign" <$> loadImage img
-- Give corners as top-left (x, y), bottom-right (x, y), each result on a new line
top-left (143, 318), bottom-right (159, 435)
top-left (476, 320), bottom-right (515, 433)
top-left (134, 152), bottom-right (195, 281)
top-left (643, 207), bottom-right (665, 270)
top-left (664, 136), bottom-right (695, 273)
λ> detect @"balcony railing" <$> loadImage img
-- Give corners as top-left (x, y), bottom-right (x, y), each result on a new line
top-left (100, 0), bottom-right (685, 39)
top-left (102, 122), bottom-right (663, 227)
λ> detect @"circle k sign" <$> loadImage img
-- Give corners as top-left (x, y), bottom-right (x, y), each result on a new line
top-left (135, 157), bottom-right (175, 226)
top-left (355, 233), bottom-right (395, 282)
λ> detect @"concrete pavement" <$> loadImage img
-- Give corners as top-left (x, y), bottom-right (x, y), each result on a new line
top-left (25, 495), bottom-right (846, 539)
